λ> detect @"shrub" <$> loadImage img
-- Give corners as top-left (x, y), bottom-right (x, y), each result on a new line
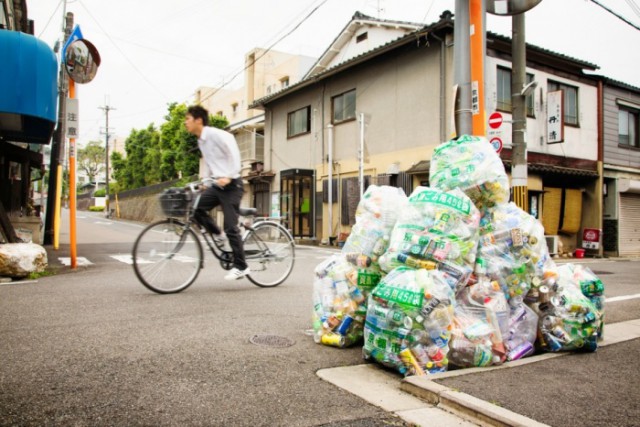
top-left (89, 206), bottom-right (105, 212)
top-left (94, 189), bottom-right (106, 197)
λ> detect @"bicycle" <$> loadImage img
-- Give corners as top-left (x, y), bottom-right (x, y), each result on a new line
top-left (132, 181), bottom-right (295, 294)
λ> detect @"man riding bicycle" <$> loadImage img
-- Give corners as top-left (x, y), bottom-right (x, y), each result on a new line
top-left (184, 105), bottom-right (249, 281)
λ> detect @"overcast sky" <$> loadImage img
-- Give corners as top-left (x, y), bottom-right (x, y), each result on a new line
top-left (29, 0), bottom-right (640, 146)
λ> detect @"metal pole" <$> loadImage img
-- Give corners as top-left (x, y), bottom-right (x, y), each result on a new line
top-left (44, 11), bottom-right (72, 245)
top-left (68, 79), bottom-right (77, 268)
top-left (511, 13), bottom-right (528, 211)
top-left (470, 0), bottom-right (487, 136)
top-left (454, 0), bottom-right (473, 136)
top-left (327, 124), bottom-right (334, 242)
top-left (99, 103), bottom-right (114, 218)
top-left (359, 113), bottom-right (364, 198)
top-left (105, 107), bottom-right (110, 218)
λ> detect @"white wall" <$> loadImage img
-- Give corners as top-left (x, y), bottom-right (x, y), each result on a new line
top-left (485, 57), bottom-right (599, 161)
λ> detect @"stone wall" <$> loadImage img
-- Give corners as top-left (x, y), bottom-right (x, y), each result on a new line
top-left (114, 193), bottom-right (166, 224)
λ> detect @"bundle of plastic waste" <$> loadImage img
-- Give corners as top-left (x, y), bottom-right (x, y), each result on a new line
top-left (475, 202), bottom-right (555, 303)
top-left (530, 264), bottom-right (604, 353)
top-left (378, 187), bottom-right (480, 294)
top-left (449, 278), bottom-right (509, 367)
top-left (429, 135), bottom-right (510, 211)
top-left (363, 267), bottom-right (456, 376)
top-left (341, 185), bottom-right (408, 262)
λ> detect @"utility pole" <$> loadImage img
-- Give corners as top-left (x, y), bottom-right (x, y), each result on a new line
top-left (486, 1), bottom-right (542, 212)
top-left (454, 0), bottom-right (473, 136)
top-left (470, 0), bottom-right (487, 136)
top-left (44, 10), bottom-right (72, 245)
top-left (99, 103), bottom-right (115, 218)
top-left (511, 13), bottom-right (528, 211)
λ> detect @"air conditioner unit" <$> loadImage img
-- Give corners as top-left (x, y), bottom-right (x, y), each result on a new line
top-left (545, 235), bottom-right (559, 255)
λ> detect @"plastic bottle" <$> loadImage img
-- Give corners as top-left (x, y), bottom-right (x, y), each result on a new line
top-left (344, 253), bottom-right (372, 268)
top-left (396, 253), bottom-right (437, 270)
top-left (506, 341), bottom-right (534, 361)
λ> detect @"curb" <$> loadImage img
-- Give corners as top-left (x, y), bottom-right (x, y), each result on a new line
top-left (401, 376), bottom-right (550, 427)
top-left (399, 318), bottom-right (640, 427)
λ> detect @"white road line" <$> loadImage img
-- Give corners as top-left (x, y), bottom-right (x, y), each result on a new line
top-left (58, 257), bottom-right (93, 266)
top-left (605, 293), bottom-right (640, 303)
top-left (110, 254), bottom-right (197, 264)
top-left (111, 255), bottom-right (135, 264)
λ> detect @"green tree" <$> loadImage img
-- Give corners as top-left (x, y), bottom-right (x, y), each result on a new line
top-left (116, 125), bottom-right (161, 190)
top-left (160, 103), bottom-right (197, 180)
top-left (77, 140), bottom-right (105, 183)
top-left (110, 151), bottom-right (126, 192)
top-left (110, 103), bottom-right (230, 191)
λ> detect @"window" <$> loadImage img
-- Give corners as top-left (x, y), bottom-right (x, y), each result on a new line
top-left (287, 106), bottom-right (311, 138)
top-left (497, 67), bottom-right (511, 112)
top-left (280, 77), bottom-right (290, 89)
top-left (548, 81), bottom-right (579, 125)
top-left (356, 32), bottom-right (368, 43)
top-left (231, 102), bottom-right (238, 115)
top-left (619, 108), bottom-right (639, 148)
top-left (496, 67), bottom-right (535, 116)
top-left (332, 89), bottom-right (356, 123)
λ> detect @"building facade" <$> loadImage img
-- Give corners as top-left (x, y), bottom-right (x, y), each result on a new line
top-left (0, 0), bottom-right (57, 243)
top-left (601, 78), bottom-right (640, 257)
top-left (251, 11), bottom-right (604, 256)
top-left (194, 48), bottom-right (316, 217)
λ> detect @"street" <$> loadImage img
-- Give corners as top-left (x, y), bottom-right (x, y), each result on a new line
top-left (1, 210), bottom-right (639, 426)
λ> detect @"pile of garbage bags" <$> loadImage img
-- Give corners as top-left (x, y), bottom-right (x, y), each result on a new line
top-left (311, 135), bottom-right (605, 377)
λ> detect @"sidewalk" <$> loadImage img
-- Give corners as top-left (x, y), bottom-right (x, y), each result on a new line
top-left (401, 318), bottom-right (640, 427)
top-left (319, 319), bottom-right (640, 427)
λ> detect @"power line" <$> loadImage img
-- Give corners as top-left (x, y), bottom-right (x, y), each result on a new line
top-left (197, 0), bottom-right (330, 105)
top-left (77, 0), bottom-right (169, 99)
top-left (624, 0), bottom-right (640, 19)
top-left (37, 0), bottom-right (64, 38)
top-left (590, 0), bottom-right (640, 31)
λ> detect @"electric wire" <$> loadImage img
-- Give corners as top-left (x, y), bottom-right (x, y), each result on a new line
top-left (196, 0), bottom-right (330, 105)
top-left (77, 0), bottom-right (169, 99)
top-left (36, 0), bottom-right (64, 38)
top-left (590, 0), bottom-right (640, 31)
top-left (624, 0), bottom-right (640, 19)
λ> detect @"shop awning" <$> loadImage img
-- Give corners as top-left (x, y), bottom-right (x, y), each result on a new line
top-left (0, 30), bottom-right (58, 144)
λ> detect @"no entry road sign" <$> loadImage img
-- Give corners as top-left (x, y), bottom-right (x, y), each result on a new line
top-left (488, 112), bottom-right (503, 129)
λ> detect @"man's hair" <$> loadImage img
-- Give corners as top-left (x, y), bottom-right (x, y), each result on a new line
top-left (187, 105), bottom-right (209, 127)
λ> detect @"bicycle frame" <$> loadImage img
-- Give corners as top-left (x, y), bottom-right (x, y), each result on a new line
top-left (134, 181), bottom-right (296, 292)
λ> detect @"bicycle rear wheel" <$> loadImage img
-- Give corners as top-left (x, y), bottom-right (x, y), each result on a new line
top-left (243, 221), bottom-right (295, 287)
top-left (132, 219), bottom-right (203, 294)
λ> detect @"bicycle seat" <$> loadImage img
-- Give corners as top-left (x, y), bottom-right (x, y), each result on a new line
top-left (239, 207), bottom-right (257, 216)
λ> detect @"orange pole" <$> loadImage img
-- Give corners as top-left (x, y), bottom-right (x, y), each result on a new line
top-left (68, 79), bottom-right (77, 269)
top-left (470, 0), bottom-right (486, 136)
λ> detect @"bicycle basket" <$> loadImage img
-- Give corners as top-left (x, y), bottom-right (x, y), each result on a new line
top-left (159, 187), bottom-right (190, 217)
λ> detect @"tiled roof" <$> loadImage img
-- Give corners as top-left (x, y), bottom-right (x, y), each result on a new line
top-left (251, 9), bottom-right (609, 108)
top-left (487, 31), bottom-right (599, 71)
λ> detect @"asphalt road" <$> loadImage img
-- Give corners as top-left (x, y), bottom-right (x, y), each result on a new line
top-left (2, 210), bottom-right (639, 426)
top-left (1, 211), bottom-right (411, 426)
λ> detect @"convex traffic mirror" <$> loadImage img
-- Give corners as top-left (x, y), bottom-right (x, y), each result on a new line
top-left (64, 39), bottom-right (101, 84)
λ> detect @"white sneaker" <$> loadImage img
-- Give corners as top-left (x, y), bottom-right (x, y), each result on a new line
top-left (224, 267), bottom-right (250, 281)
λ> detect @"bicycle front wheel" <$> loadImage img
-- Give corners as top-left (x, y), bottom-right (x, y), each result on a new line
top-left (132, 219), bottom-right (203, 294)
top-left (243, 221), bottom-right (295, 287)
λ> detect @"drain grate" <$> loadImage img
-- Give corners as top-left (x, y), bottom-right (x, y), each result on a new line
top-left (249, 334), bottom-right (295, 348)
top-left (591, 270), bottom-right (613, 275)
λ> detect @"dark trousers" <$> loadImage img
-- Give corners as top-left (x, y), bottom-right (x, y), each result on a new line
top-left (194, 178), bottom-right (247, 270)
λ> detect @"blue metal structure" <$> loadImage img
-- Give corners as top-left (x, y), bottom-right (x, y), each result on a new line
top-left (0, 30), bottom-right (58, 144)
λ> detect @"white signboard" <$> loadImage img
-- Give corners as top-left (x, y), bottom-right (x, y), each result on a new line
top-left (66, 98), bottom-right (79, 139)
top-left (471, 81), bottom-right (480, 115)
top-left (546, 90), bottom-right (564, 144)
